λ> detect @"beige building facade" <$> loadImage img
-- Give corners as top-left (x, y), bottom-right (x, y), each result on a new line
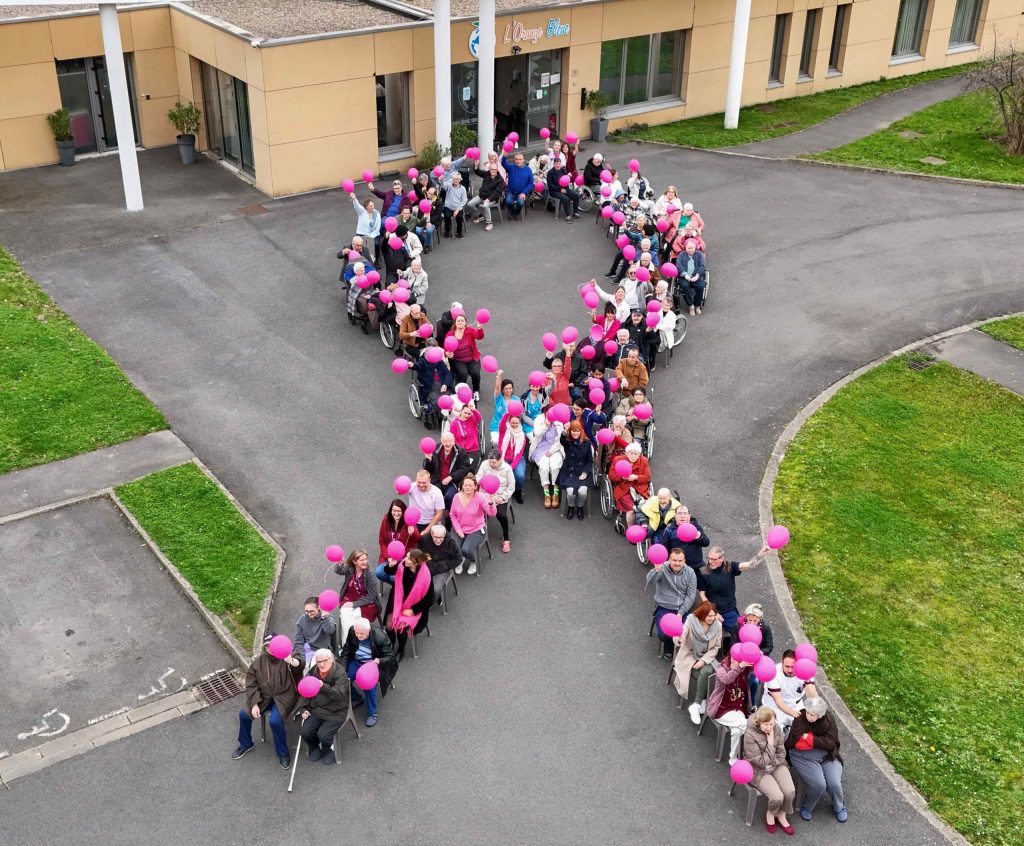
top-left (1, 0), bottom-right (1020, 197)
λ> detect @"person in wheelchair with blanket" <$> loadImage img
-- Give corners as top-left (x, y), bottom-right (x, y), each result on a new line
top-left (411, 339), bottom-right (453, 422)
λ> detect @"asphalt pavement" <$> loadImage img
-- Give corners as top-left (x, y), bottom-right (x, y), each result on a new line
top-left (2, 144), bottom-right (1023, 845)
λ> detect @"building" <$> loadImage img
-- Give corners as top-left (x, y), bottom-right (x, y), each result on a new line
top-left (1, 0), bottom-right (1020, 197)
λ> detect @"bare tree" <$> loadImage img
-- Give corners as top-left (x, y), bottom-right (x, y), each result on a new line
top-left (965, 41), bottom-right (1024, 156)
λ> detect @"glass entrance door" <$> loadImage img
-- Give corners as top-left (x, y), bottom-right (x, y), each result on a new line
top-left (525, 50), bottom-right (562, 144)
top-left (56, 57), bottom-right (139, 154)
top-left (200, 62), bottom-right (254, 175)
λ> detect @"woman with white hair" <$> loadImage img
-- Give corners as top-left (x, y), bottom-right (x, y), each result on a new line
top-left (528, 408), bottom-right (565, 509)
top-left (607, 440), bottom-right (651, 527)
top-left (785, 697), bottom-right (848, 822)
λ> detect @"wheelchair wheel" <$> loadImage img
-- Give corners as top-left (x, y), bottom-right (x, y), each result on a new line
top-left (408, 383), bottom-right (423, 419)
top-left (577, 185), bottom-right (595, 213)
top-left (636, 534), bottom-right (650, 564)
top-left (644, 423), bottom-right (655, 459)
top-left (380, 319), bottom-right (398, 350)
top-left (701, 270), bottom-right (710, 309)
top-left (675, 314), bottom-right (688, 344)
top-left (600, 475), bottom-right (614, 519)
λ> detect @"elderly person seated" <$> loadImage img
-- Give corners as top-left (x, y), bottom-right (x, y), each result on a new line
top-left (398, 303), bottom-right (430, 358)
top-left (785, 696), bottom-right (848, 822)
top-left (467, 160), bottom-right (505, 231)
top-left (583, 152), bottom-right (606, 188)
top-left (443, 172), bottom-right (468, 238)
top-left (234, 633), bottom-right (302, 767)
top-left (744, 706), bottom-right (797, 834)
top-left (546, 158), bottom-right (581, 223)
top-left (341, 618), bottom-right (397, 728)
top-left (293, 595), bottom-right (336, 667)
top-left (423, 431), bottom-right (473, 507)
top-left (502, 151), bottom-right (534, 219)
top-left (764, 649), bottom-right (818, 734)
top-left (339, 235), bottom-right (372, 280)
top-left (414, 185), bottom-right (442, 253)
top-left (297, 648), bottom-right (350, 766)
top-left (386, 548), bottom-right (435, 660)
top-left (672, 600), bottom-right (722, 721)
top-left (607, 441), bottom-right (651, 527)
top-left (368, 176), bottom-right (411, 218)
top-left (641, 486), bottom-right (679, 541)
top-left (403, 257), bottom-right (428, 310)
top-left (707, 651), bottom-right (753, 764)
top-left (477, 449), bottom-right (515, 552)
top-left (528, 409), bottom-right (564, 509)
top-left (742, 602), bottom-right (774, 705)
top-left (662, 503), bottom-right (710, 571)
top-left (615, 346), bottom-right (649, 396)
top-left (645, 546), bottom-right (697, 658)
top-left (349, 195), bottom-right (381, 264)
top-left (418, 523), bottom-right (463, 598)
top-left (653, 184), bottom-right (683, 218)
top-left (618, 384), bottom-right (654, 448)
top-left (675, 239), bottom-right (707, 317)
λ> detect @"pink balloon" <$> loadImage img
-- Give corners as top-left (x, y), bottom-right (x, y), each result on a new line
top-left (419, 199), bottom-right (432, 214)
top-left (766, 525), bottom-right (791, 549)
top-left (550, 403), bottom-right (571, 423)
top-left (438, 394), bottom-right (454, 411)
top-left (565, 132), bottom-right (579, 144)
top-left (539, 127), bottom-right (550, 139)
top-left (656, 218), bottom-right (669, 233)
top-left (379, 289), bottom-right (393, 304)
top-left (740, 642), bottom-right (762, 664)
top-left (393, 288), bottom-right (410, 303)
top-left (590, 325), bottom-right (603, 341)
top-left (646, 299), bottom-right (661, 313)
top-left (561, 326), bottom-right (578, 344)
top-left (574, 174), bottom-right (585, 186)
top-left (541, 332), bottom-right (559, 352)
top-left (318, 589), bottom-right (339, 613)
top-left (612, 211), bottom-right (625, 226)
top-left (506, 398), bottom-right (524, 416)
top-left (601, 206), bottom-right (614, 219)
top-left (356, 276), bottom-right (372, 289)
top-left (419, 436), bottom-right (436, 455)
top-left (450, 306), bottom-right (465, 318)
top-left (406, 190), bottom-right (418, 203)
top-left (529, 370), bottom-right (547, 388)
top-left (604, 340), bottom-right (618, 356)
top-left (503, 140), bottom-right (515, 152)
top-left (391, 358), bottom-right (410, 374)
top-left (394, 475), bottom-right (412, 494)
top-left (596, 427), bottom-right (615, 445)
top-left (795, 643), bottom-right (818, 663)
top-left (632, 402), bottom-right (652, 420)
top-left (754, 656), bottom-right (777, 682)
top-left (581, 345), bottom-right (597, 361)
top-left (407, 167), bottom-right (418, 180)
top-left (444, 336), bottom-right (459, 352)
top-left (367, 270), bottom-right (381, 284)
top-left (341, 178), bottom-right (355, 193)
top-left (466, 147), bottom-right (480, 160)
top-left (508, 132), bottom-right (519, 143)
top-left (361, 169), bottom-right (374, 183)
top-left (676, 522), bottom-right (698, 542)
top-left (589, 388), bottom-right (605, 405)
top-left (476, 308), bottom-right (491, 325)
top-left (297, 676), bottom-right (322, 699)
top-left (730, 642), bottom-right (745, 663)
top-left (616, 234), bottom-right (629, 249)
top-left (534, 181), bottom-right (545, 193)
top-left (481, 355), bottom-right (498, 373)
top-left (355, 661), bottom-right (380, 691)
top-left (730, 760), bottom-right (754, 785)
top-left (601, 185), bottom-right (612, 198)
top-left (433, 165), bottom-right (444, 178)
top-left (325, 544), bottom-right (344, 563)
top-left (479, 474), bottom-right (500, 495)
top-left (659, 614), bottom-right (683, 638)
top-left (384, 217), bottom-right (398, 233)
top-left (417, 324), bottom-right (433, 339)
top-left (267, 634), bottom-right (292, 659)
top-left (389, 236), bottom-right (403, 250)
top-left (387, 540), bottom-right (406, 561)
top-left (584, 292), bottom-right (600, 308)
top-left (625, 524), bottom-right (647, 543)
top-left (648, 543), bottom-right (668, 565)
top-left (403, 506), bottom-right (421, 526)
top-left (614, 459), bottom-right (632, 478)
top-left (739, 624), bottom-right (763, 646)
top-left (456, 385), bottom-right (473, 404)
top-left (600, 169), bottom-right (613, 184)
top-left (559, 174), bottom-right (571, 188)
top-left (628, 158), bottom-right (640, 172)
top-left (635, 267), bottom-right (651, 283)
top-left (661, 262), bottom-right (678, 278)
top-left (425, 346), bottom-right (444, 363)
top-left (645, 314), bottom-right (660, 329)
top-left (794, 659), bottom-right (817, 681)
top-left (608, 377), bottom-right (620, 392)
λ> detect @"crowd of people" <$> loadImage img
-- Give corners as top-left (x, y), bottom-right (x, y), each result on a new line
top-left (233, 137), bottom-right (847, 832)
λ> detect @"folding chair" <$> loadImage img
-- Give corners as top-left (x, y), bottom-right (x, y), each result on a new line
top-left (440, 570), bottom-right (459, 615)
top-left (728, 779), bottom-right (766, 826)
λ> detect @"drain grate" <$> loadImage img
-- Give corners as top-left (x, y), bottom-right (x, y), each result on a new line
top-left (196, 670), bottom-right (244, 704)
top-left (238, 203), bottom-right (268, 217)
top-left (906, 353), bottom-right (938, 372)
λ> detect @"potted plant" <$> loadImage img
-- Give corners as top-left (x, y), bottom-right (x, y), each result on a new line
top-left (585, 89), bottom-right (612, 143)
top-left (46, 108), bottom-right (75, 167)
top-left (167, 100), bottom-right (201, 165)
top-left (450, 123), bottom-right (478, 180)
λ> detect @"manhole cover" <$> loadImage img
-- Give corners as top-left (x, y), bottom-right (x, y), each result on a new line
top-left (196, 669), bottom-right (244, 704)
top-left (906, 353), bottom-right (937, 371)
top-left (238, 203), bottom-right (268, 217)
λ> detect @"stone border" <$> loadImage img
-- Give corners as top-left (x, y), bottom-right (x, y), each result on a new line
top-left (756, 311), bottom-right (1024, 846)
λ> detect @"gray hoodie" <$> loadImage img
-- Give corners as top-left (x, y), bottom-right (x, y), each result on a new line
top-left (293, 611), bottom-right (336, 652)
top-left (645, 564), bottom-right (697, 614)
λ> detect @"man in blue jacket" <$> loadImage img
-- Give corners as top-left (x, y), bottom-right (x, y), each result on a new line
top-left (675, 239), bottom-right (707, 316)
top-left (547, 158), bottom-right (581, 223)
top-left (502, 151), bottom-right (534, 220)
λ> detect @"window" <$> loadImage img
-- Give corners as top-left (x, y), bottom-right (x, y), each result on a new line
top-left (200, 62), bottom-right (254, 175)
top-left (599, 31), bottom-right (684, 108)
top-left (799, 9), bottom-right (819, 79)
top-left (829, 5), bottom-right (851, 73)
top-left (450, 62), bottom-right (478, 128)
top-left (376, 72), bottom-right (409, 153)
top-left (769, 15), bottom-right (790, 84)
top-left (892, 0), bottom-right (929, 58)
top-left (949, 0), bottom-right (983, 47)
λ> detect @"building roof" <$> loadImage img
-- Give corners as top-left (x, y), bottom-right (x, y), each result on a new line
top-left (404, 0), bottom-right (582, 16)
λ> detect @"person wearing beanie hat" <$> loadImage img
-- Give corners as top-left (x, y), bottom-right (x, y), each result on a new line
top-left (233, 633), bottom-right (302, 769)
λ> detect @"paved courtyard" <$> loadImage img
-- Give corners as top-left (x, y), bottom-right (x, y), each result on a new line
top-left (1, 144), bottom-right (1022, 844)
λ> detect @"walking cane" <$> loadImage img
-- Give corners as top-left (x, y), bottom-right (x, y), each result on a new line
top-left (287, 716), bottom-right (305, 793)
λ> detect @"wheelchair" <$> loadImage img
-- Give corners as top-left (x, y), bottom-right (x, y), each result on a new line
top-left (407, 362), bottom-right (445, 430)
top-left (599, 477), bottom-right (652, 563)
top-left (577, 184), bottom-right (598, 213)
top-left (377, 299), bottom-right (400, 351)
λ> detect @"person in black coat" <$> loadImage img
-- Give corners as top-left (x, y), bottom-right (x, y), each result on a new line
top-left (297, 650), bottom-right (350, 764)
top-left (662, 504), bottom-right (711, 571)
top-left (423, 432), bottom-right (473, 506)
top-left (418, 524), bottom-right (463, 598)
top-left (340, 618), bottom-right (397, 727)
top-left (742, 602), bottom-right (775, 706)
top-left (381, 225), bottom-right (411, 284)
top-left (467, 161), bottom-right (506, 229)
top-left (557, 421), bottom-right (594, 520)
top-left (384, 549), bottom-right (435, 660)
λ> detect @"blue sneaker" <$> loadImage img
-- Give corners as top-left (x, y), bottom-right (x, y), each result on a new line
top-left (799, 807), bottom-right (812, 821)
top-left (836, 808), bottom-right (848, 823)
top-left (366, 714), bottom-right (378, 727)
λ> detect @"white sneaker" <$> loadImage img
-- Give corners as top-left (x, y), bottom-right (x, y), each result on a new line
top-left (454, 563), bottom-right (463, 575)
top-left (688, 703), bottom-right (702, 725)
top-left (473, 391), bottom-right (480, 402)
top-left (698, 701), bottom-right (707, 714)
top-left (467, 562), bottom-right (477, 575)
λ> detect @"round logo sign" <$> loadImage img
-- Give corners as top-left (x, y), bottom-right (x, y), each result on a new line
top-left (469, 22), bottom-right (480, 59)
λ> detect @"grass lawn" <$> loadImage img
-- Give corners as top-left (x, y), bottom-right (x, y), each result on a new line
top-left (116, 462), bottom-right (277, 648)
top-left (616, 65), bottom-right (971, 148)
top-left (773, 356), bottom-right (1024, 846)
top-left (808, 91), bottom-right (1024, 183)
top-left (979, 316), bottom-right (1024, 351)
top-left (0, 247), bottom-right (167, 474)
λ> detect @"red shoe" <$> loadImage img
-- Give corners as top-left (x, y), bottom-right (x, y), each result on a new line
top-left (502, 541), bottom-right (510, 553)
top-left (765, 821), bottom-right (777, 834)
top-left (781, 824), bottom-right (795, 836)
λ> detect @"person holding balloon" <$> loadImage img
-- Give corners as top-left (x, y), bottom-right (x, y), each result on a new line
top-left (449, 474), bottom-right (497, 575)
top-left (398, 303), bottom-right (431, 358)
top-left (546, 157), bottom-right (581, 223)
top-left (618, 386), bottom-right (653, 448)
top-left (450, 400), bottom-right (484, 470)
top-left (419, 524), bottom-right (464, 594)
top-left (741, 603), bottom-right (774, 706)
top-left (763, 649), bottom-right (818, 734)
top-left (444, 312), bottom-right (485, 400)
top-left (442, 172), bottom-right (468, 239)
top-left (386, 548), bottom-right (435, 661)
top-left (490, 372), bottom-right (516, 443)
top-left (333, 549), bottom-right (382, 648)
top-left (640, 487), bottom-right (680, 543)
top-left (518, 379), bottom-right (545, 436)
top-left (698, 545), bottom-right (771, 641)
top-left (293, 596), bottom-right (337, 668)
top-left (528, 409), bottom-right (565, 510)
top-left (348, 194), bottom-right (381, 266)
top-left (413, 184), bottom-right (442, 253)
top-left (742, 706), bottom-right (797, 834)
top-left (377, 501), bottom-right (421, 566)
top-left (615, 346), bottom-right (649, 397)
top-left (556, 420), bottom-right (594, 520)
top-left (340, 617), bottom-right (397, 728)
top-left (645, 546), bottom-right (697, 657)
top-left (297, 648), bottom-right (351, 766)
top-left (707, 652), bottom-right (754, 764)
top-left (423, 431), bottom-right (473, 508)
top-left (411, 339), bottom-right (453, 417)
top-left (497, 413), bottom-right (528, 503)
top-left (672, 600), bottom-right (722, 718)
top-left (607, 441), bottom-right (650, 528)
top-left (784, 696), bottom-right (847, 823)
top-left (233, 634), bottom-right (303, 768)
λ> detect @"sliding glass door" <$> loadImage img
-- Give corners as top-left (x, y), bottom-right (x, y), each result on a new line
top-left (200, 62), bottom-right (254, 176)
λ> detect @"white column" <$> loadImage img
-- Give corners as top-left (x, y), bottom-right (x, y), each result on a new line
top-left (99, 4), bottom-right (143, 211)
top-left (476, 0), bottom-right (495, 155)
top-left (723, 0), bottom-right (752, 130)
top-left (433, 0), bottom-right (452, 150)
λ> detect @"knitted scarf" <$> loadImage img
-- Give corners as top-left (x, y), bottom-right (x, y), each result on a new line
top-left (390, 562), bottom-right (431, 634)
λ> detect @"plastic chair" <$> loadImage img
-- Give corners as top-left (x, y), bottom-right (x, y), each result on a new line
top-left (440, 571), bottom-right (459, 615)
top-left (728, 779), bottom-right (766, 826)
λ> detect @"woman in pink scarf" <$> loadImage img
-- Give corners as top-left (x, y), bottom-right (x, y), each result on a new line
top-left (450, 402), bottom-right (483, 469)
top-left (497, 413), bottom-right (527, 504)
top-left (385, 548), bottom-right (434, 661)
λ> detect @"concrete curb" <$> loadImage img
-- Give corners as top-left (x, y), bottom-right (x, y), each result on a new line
top-left (756, 311), bottom-right (1024, 846)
